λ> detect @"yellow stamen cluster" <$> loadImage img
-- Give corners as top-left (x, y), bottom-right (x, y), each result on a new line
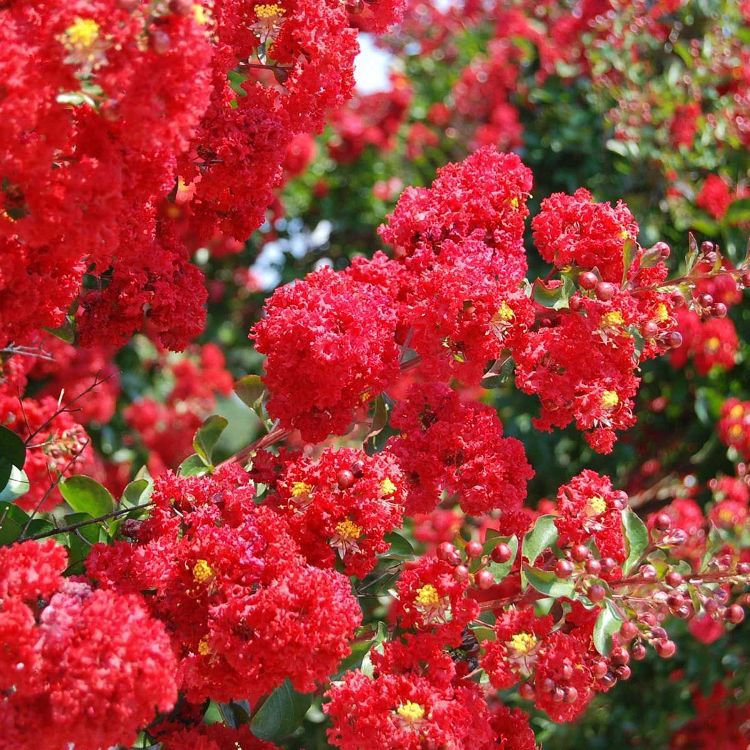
top-left (414, 584), bottom-right (440, 608)
top-left (198, 637), bottom-right (212, 656)
top-left (255, 3), bottom-right (286, 18)
top-left (397, 702), bottom-right (425, 723)
top-left (601, 311), bottom-right (625, 328)
top-left (335, 519), bottom-right (362, 542)
top-left (507, 632), bottom-right (538, 655)
top-left (729, 424), bottom-right (744, 439)
top-left (654, 303), bottom-right (669, 322)
top-left (496, 301), bottom-right (515, 322)
top-left (601, 390), bottom-right (619, 409)
top-left (64, 18), bottom-right (100, 48)
top-left (586, 495), bottom-right (608, 516)
top-left (730, 404), bottom-right (745, 419)
top-left (291, 481), bottom-right (312, 497)
top-left (192, 559), bottom-right (215, 584)
top-left (705, 336), bottom-right (721, 353)
top-left (509, 197), bottom-right (520, 209)
top-left (380, 478), bottom-right (397, 496)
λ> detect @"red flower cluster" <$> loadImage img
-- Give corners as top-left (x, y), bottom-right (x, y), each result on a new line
top-left (696, 174), bottom-right (732, 219)
top-left (270, 447), bottom-right (406, 576)
top-left (385, 383), bottom-right (533, 523)
top-left (87, 465), bottom-right (361, 703)
top-left (1, 0), bottom-right (403, 350)
top-left (719, 399), bottom-right (750, 459)
top-left (0, 540), bottom-right (176, 750)
top-left (670, 309), bottom-right (738, 375)
top-left (252, 268), bottom-right (401, 442)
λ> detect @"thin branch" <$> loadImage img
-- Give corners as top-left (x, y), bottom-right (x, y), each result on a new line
top-left (25, 502), bottom-right (154, 541)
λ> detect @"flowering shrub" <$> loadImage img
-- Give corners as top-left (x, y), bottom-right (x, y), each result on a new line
top-left (2, 1), bottom-right (750, 748)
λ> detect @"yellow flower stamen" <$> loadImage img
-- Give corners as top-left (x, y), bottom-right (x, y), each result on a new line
top-left (255, 3), bottom-right (286, 18)
top-left (509, 196), bottom-right (520, 209)
top-left (334, 519), bottom-right (362, 542)
top-left (654, 303), bottom-right (669, 322)
top-left (496, 301), bottom-right (515, 322)
top-left (601, 390), bottom-right (619, 409)
top-left (507, 632), bottom-right (538, 655)
top-left (397, 701), bottom-right (425, 723)
top-left (65, 18), bottom-right (100, 48)
top-left (586, 495), bottom-right (608, 516)
top-left (380, 478), bottom-right (397, 496)
top-left (414, 584), bottom-right (440, 608)
top-left (601, 311), bottom-right (625, 328)
top-left (291, 481), bottom-right (312, 497)
top-left (198, 637), bottom-right (212, 656)
top-left (192, 559), bottom-right (215, 584)
top-left (705, 336), bottom-right (721, 353)
top-left (730, 404), bottom-right (745, 419)
top-left (729, 424), bottom-right (744, 439)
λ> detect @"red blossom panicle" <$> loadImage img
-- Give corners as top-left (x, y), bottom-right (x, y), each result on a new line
top-left (531, 188), bottom-right (639, 283)
top-left (271, 448), bottom-right (406, 577)
top-left (156, 723), bottom-right (279, 750)
top-left (488, 703), bottom-right (539, 750)
top-left (696, 174), bottom-right (732, 219)
top-left (251, 267), bottom-right (400, 442)
top-left (512, 310), bottom-right (640, 454)
top-left (482, 608), bottom-right (554, 689)
top-left (390, 557), bottom-right (479, 646)
top-left (124, 343), bottom-right (233, 475)
top-left (670, 309), bottom-right (738, 375)
top-left (379, 146), bottom-right (532, 261)
top-left (325, 637), bottom-right (495, 750)
top-left (719, 399), bottom-right (750, 460)
top-left (86, 466), bottom-right (361, 703)
top-left (0, 396), bottom-right (95, 512)
top-left (386, 383), bottom-right (533, 522)
top-left (0, 541), bottom-right (176, 750)
top-left (555, 470), bottom-right (628, 564)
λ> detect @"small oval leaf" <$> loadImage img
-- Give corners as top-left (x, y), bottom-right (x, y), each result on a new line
top-left (59, 475), bottom-right (114, 517)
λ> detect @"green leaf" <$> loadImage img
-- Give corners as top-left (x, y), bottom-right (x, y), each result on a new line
top-left (621, 239), bottom-right (637, 284)
top-left (523, 566), bottom-right (575, 598)
top-left (685, 232), bottom-right (700, 275)
top-left (0, 502), bottom-right (30, 545)
top-left (250, 680), bottom-right (312, 742)
top-left (59, 475), bottom-right (114, 517)
top-left (0, 466), bottom-right (29, 502)
top-left (360, 621), bottom-right (388, 678)
top-left (384, 531), bottom-right (415, 560)
top-left (726, 198), bottom-right (750, 225)
top-left (120, 478), bottom-right (151, 508)
top-left (593, 600), bottom-right (624, 656)
top-left (487, 535), bottom-right (519, 583)
top-left (367, 394), bottom-right (389, 441)
top-left (178, 454), bottom-right (210, 477)
top-left (622, 508), bottom-right (649, 575)
top-left (0, 425), bottom-right (26, 470)
top-left (522, 515), bottom-right (558, 566)
top-left (193, 415), bottom-right (228, 466)
top-left (532, 277), bottom-right (575, 311)
top-left (235, 375), bottom-right (266, 409)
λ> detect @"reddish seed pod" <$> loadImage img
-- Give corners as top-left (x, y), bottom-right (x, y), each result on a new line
top-left (579, 271), bottom-right (598, 290)
top-left (716, 587), bottom-right (730, 604)
top-left (169, 0), bottom-right (193, 14)
top-left (653, 513), bottom-right (672, 531)
top-left (555, 559), bottom-right (574, 579)
top-left (670, 290), bottom-right (685, 308)
top-left (572, 544), bottom-right (590, 562)
top-left (437, 542), bottom-right (456, 562)
top-left (560, 663), bottom-right (574, 681)
top-left (737, 562), bottom-right (750, 575)
top-left (600, 557), bottom-right (618, 573)
top-left (540, 678), bottom-right (556, 693)
top-left (564, 687), bottom-right (579, 704)
top-left (595, 281), bottom-right (616, 301)
top-left (640, 564), bottom-right (658, 582)
top-left (610, 647), bottom-right (630, 667)
top-left (465, 541), bottom-right (483, 559)
top-left (712, 302), bottom-right (728, 318)
top-left (446, 552), bottom-right (462, 567)
top-left (118, 0), bottom-right (139, 9)
top-left (615, 665), bottom-right (632, 681)
top-left (350, 460), bottom-right (364, 477)
top-left (569, 295), bottom-right (582, 311)
top-left (725, 604), bottom-right (745, 624)
top-left (631, 642), bottom-right (647, 661)
top-left (475, 570), bottom-right (495, 590)
top-left (585, 558), bottom-right (602, 576)
top-left (651, 626), bottom-right (668, 640)
top-left (642, 321), bottom-right (658, 339)
top-left (674, 605), bottom-right (692, 620)
top-left (592, 660), bottom-right (609, 679)
top-left (600, 672), bottom-right (617, 689)
top-left (336, 469), bottom-right (355, 490)
top-left (666, 331), bottom-right (683, 349)
top-left (151, 30), bottom-right (171, 54)
top-left (620, 621), bottom-right (639, 641)
top-left (698, 293), bottom-right (713, 308)
top-left (491, 543), bottom-right (513, 563)
top-left (454, 565), bottom-right (469, 583)
top-left (655, 639), bottom-right (676, 659)
top-left (666, 592), bottom-right (684, 609)
top-left (553, 687), bottom-right (565, 703)
top-left (588, 584), bottom-right (606, 603)
top-left (665, 571), bottom-right (683, 588)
